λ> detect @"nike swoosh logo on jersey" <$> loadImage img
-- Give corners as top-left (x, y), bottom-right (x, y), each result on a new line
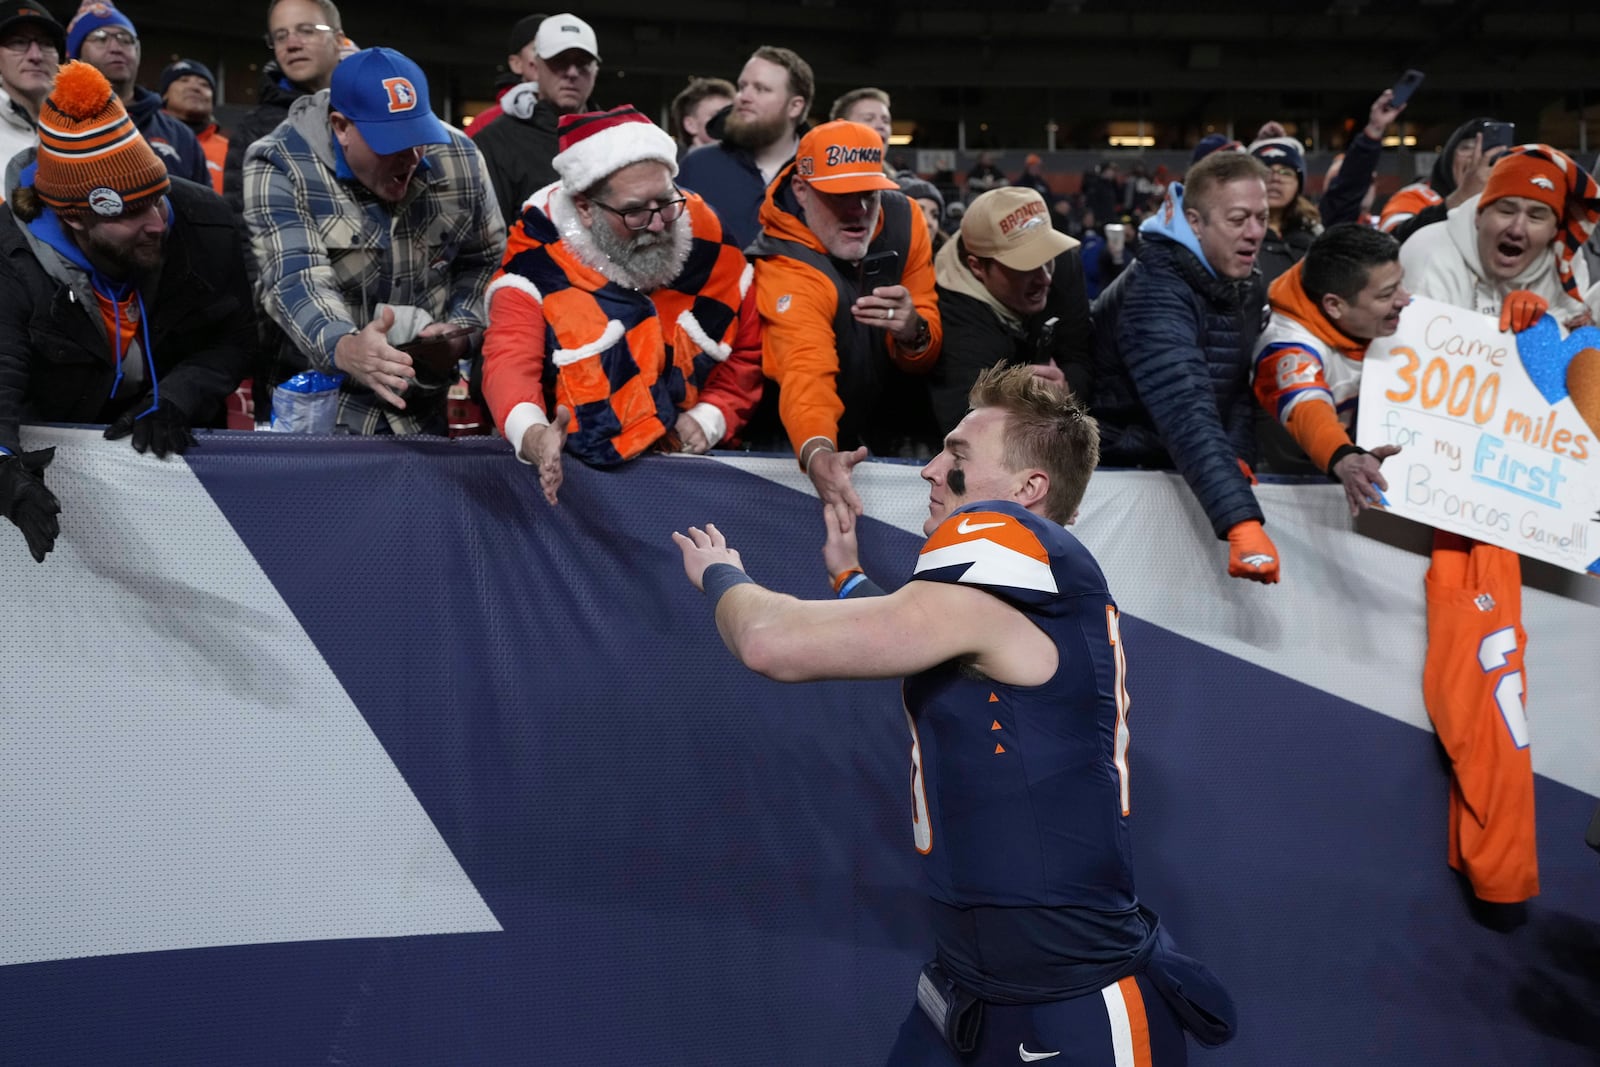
top-left (1019, 1045), bottom-right (1061, 1062)
top-left (956, 517), bottom-right (1006, 534)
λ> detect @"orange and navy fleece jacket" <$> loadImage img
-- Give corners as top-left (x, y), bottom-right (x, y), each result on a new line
top-left (481, 189), bottom-right (762, 464)
top-left (751, 167), bottom-right (942, 458)
top-left (1250, 261), bottom-right (1372, 473)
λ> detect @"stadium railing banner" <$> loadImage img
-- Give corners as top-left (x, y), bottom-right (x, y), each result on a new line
top-left (2, 428), bottom-right (1596, 1065)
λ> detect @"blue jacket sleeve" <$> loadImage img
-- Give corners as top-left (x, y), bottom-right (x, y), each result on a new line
top-left (1113, 271), bottom-right (1264, 538)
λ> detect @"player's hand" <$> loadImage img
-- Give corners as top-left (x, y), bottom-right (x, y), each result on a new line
top-left (806, 446), bottom-right (868, 532)
top-left (1499, 290), bottom-right (1549, 334)
top-left (1226, 520), bottom-right (1281, 584)
top-left (1332, 444), bottom-right (1400, 517)
top-left (675, 411), bottom-right (711, 454)
top-left (671, 522), bottom-right (743, 591)
top-left (850, 285), bottom-right (922, 345)
top-left (822, 499), bottom-right (860, 580)
top-left (333, 305), bottom-right (413, 409)
top-left (520, 404), bottom-right (572, 505)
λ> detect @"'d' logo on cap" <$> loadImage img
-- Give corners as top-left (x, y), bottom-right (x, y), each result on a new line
top-left (382, 77), bottom-right (417, 114)
top-left (1531, 176), bottom-right (1555, 190)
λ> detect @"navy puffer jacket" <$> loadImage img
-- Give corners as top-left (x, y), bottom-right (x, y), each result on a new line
top-left (1089, 232), bottom-right (1266, 538)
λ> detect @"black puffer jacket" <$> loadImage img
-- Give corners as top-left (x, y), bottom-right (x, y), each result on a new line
top-left (1089, 233), bottom-right (1266, 538)
top-left (473, 97), bottom-right (566, 227)
top-left (1254, 220), bottom-right (1317, 285)
top-left (222, 63), bottom-right (311, 218)
top-left (0, 178), bottom-right (257, 453)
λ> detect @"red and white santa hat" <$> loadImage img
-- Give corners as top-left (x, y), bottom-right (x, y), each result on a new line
top-left (553, 105), bottom-right (679, 195)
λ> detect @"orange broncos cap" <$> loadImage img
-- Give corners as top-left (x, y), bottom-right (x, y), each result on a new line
top-left (793, 120), bottom-right (898, 193)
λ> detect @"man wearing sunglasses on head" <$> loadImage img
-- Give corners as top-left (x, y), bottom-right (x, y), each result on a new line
top-left (481, 106), bottom-right (763, 505)
top-left (63, 0), bottom-right (207, 187)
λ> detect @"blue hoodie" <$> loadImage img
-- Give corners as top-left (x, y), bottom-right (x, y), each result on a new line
top-left (1138, 181), bottom-right (1215, 278)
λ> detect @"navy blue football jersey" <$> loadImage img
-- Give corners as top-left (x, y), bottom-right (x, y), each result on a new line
top-left (903, 501), bottom-right (1136, 911)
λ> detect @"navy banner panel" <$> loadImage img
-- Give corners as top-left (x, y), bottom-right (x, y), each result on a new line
top-left (1, 434), bottom-right (1596, 1066)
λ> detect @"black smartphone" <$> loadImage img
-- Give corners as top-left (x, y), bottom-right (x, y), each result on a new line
top-left (858, 249), bottom-right (901, 293)
top-left (1389, 69), bottom-right (1424, 109)
top-left (1480, 121), bottom-right (1516, 152)
top-left (397, 325), bottom-right (480, 377)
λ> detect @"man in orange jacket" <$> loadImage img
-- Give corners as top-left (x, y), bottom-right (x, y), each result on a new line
top-left (749, 119), bottom-right (942, 529)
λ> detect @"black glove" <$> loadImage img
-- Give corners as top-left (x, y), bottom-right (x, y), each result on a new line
top-left (104, 398), bottom-right (196, 458)
top-left (0, 447), bottom-right (62, 563)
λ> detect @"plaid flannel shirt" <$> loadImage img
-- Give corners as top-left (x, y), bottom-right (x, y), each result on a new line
top-left (244, 91), bottom-right (506, 434)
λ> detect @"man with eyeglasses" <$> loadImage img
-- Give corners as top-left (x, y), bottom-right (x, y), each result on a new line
top-left (0, 3), bottom-right (62, 171)
top-left (480, 106), bottom-right (762, 505)
top-left (244, 47), bottom-right (504, 435)
top-left (473, 12), bottom-right (600, 226)
top-left (64, 1), bottom-right (207, 187)
top-left (222, 0), bottom-right (347, 217)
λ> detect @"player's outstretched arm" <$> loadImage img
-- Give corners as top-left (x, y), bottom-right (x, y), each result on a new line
top-left (672, 523), bottom-right (1055, 685)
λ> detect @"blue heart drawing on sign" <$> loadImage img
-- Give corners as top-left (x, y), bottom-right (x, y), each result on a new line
top-left (1514, 316), bottom-right (1600, 405)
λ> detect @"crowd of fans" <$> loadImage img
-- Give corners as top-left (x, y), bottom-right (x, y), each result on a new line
top-left (0, 0), bottom-right (1573, 937)
top-left (0, 2), bottom-right (1591, 581)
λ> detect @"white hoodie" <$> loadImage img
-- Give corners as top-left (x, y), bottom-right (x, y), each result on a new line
top-left (1398, 192), bottom-right (1598, 325)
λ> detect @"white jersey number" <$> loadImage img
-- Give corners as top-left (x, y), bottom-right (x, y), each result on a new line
top-left (1477, 626), bottom-right (1529, 750)
top-left (1107, 606), bottom-right (1133, 816)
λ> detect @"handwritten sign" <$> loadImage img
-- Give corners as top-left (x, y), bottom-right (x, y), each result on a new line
top-left (1356, 295), bottom-right (1600, 574)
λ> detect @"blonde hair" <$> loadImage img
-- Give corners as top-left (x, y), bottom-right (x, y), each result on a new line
top-left (968, 364), bottom-right (1099, 524)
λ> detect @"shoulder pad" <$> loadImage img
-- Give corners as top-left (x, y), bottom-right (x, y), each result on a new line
top-left (912, 502), bottom-right (1063, 601)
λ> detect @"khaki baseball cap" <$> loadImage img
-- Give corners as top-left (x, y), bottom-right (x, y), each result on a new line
top-left (961, 187), bottom-right (1074, 271)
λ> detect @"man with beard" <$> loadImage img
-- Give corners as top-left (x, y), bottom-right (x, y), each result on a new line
top-left (0, 61), bottom-right (256, 562)
top-left (0, 3), bottom-right (62, 168)
top-left (677, 45), bottom-right (812, 250)
top-left (244, 47), bottom-right (504, 435)
top-left (480, 106), bottom-right (762, 505)
top-left (474, 12), bottom-right (600, 226)
top-left (222, 0), bottom-right (347, 216)
top-left (63, 0), bottom-right (207, 186)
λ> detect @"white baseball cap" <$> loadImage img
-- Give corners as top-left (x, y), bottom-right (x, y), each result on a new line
top-left (533, 13), bottom-right (600, 61)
